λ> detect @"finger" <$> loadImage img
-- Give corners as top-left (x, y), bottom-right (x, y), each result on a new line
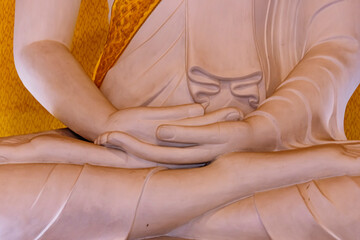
top-left (157, 123), bottom-right (229, 144)
top-left (145, 104), bottom-right (204, 120)
top-left (173, 107), bottom-right (243, 126)
top-left (157, 121), bottom-right (244, 144)
top-left (94, 132), bottom-right (114, 146)
top-left (99, 131), bottom-right (220, 164)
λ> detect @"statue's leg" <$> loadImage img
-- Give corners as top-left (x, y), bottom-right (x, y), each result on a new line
top-left (168, 195), bottom-right (271, 240)
top-left (0, 162), bottom-right (269, 240)
top-left (129, 143), bottom-right (360, 238)
top-left (0, 131), bottom-right (165, 168)
top-left (0, 163), bottom-right (157, 240)
top-left (1, 141), bottom-right (360, 239)
top-left (0, 163), bottom-right (82, 239)
top-left (167, 175), bottom-right (360, 240)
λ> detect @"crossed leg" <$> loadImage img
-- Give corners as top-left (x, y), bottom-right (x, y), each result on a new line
top-left (1, 133), bottom-right (360, 239)
top-left (129, 143), bottom-right (360, 238)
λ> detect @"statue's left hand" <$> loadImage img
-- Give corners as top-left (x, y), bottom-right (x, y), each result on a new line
top-left (102, 104), bottom-right (242, 146)
top-left (95, 117), bottom-right (251, 164)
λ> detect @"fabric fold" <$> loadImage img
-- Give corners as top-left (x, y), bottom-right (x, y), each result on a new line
top-left (39, 164), bottom-right (161, 240)
top-left (0, 163), bottom-right (164, 240)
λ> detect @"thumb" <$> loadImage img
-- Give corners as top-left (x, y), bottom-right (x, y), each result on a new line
top-left (171, 107), bottom-right (243, 126)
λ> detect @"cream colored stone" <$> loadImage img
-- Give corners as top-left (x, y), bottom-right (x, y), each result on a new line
top-left (4, 0), bottom-right (360, 239)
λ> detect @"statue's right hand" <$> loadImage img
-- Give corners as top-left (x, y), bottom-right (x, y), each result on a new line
top-left (101, 104), bottom-right (241, 146)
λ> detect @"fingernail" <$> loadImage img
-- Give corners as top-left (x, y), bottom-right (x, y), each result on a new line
top-left (158, 126), bottom-right (175, 140)
top-left (225, 112), bottom-right (240, 121)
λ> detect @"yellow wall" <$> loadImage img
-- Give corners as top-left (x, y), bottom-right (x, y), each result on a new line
top-left (0, 0), bottom-right (359, 139)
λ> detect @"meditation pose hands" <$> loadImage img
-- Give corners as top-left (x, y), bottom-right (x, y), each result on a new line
top-left (101, 104), bottom-right (242, 147)
top-left (96, 115), bottom-right (250, 164)
top-left (6, 0), bottom-right (360, 238)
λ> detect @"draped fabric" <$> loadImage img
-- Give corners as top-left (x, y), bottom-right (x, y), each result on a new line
top-left (0, 164), bottom-right (163, 240)
top-left (96, 0), bottom-right (360, 149)
top-left (185, 0), bottom-right (266, 115)
top-left (255, 176), bottom-right (360, 239)
top-left (167, 176), bottom-right (360, 239)
top-left (1, 163), bottom-right (360, 239)
top-left (70, 1), bottom-right (360, 237)
top-left (93, 0), bottom-right (161, 87)
top-left (247, 0), bottom-right (360, 149)
top-left (1, 0), bottom-right (359, 139)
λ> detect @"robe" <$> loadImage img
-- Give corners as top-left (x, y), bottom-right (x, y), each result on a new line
top-left (96, 0), bottom-right (360, 238)
top-left (2, 0), bottom-right (360, 239)
top-left (97, 0), bottom-right (360, 149)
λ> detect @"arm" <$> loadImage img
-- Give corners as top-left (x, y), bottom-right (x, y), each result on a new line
top-left (14, 0), bottom-right (228, 143)
top-left (0, 133), bottom-right (207, 169)
top-left (246, 0), bottom-right (360, 150)
top-left (247, 40), bottom-right (360, 150)
top-left (13, 0), bottom-right (118, 140)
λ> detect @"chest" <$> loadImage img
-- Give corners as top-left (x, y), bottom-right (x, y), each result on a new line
top-left (101, 0), bottom-right (264, 109)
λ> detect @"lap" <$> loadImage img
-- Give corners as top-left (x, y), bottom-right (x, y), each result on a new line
top-left (170, 175), bottom-right (360, 240)
top-left (0, 163), bottom-right (156, 239)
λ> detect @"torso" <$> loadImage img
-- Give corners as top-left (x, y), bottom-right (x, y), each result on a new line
top-left (101, 0), bottom-right (265, 115)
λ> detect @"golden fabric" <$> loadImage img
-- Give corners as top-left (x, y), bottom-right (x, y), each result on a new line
top-left (71, 0), bottom-right (109, 79)
top-left (345, 86), bottom-right (360, 140)
top-left (0, 0), bottom-right (359, 139)
top-left (93, 0), bottom-right (161, 87)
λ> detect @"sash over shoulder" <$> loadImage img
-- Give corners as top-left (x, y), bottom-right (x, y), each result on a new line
top-left (93, 0), bottom-right (161, 87)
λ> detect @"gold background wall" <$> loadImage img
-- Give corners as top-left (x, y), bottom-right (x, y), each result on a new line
top-left (0, 0), bottom-right (359, 139)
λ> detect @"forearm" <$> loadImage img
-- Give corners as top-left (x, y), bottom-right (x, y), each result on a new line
top-left (245, 40), bottom-right (360, 150)
top-left (0, 133), bottom-right (203, 169)
top-left (0, 133), bottom-right (160, 168)
top-left (14, 40), bottom-right (117, 140)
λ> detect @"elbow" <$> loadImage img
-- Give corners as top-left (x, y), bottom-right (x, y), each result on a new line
top-left (13, 40), bottom-right (71, 85)
top-left (13, 40), bottom-right (26, 75)
top-left (13, 42), bottom-right (34, 88)
top-left (14, 39), bottom-right (69, 65)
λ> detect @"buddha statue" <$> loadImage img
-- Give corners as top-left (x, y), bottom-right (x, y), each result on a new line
top-left (1, 0), bottom-right (360, 239)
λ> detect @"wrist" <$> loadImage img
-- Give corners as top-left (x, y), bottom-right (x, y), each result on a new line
top-left (74, 107), bottom-right (118, 141)
top-left (103, 108), bottom-right (121, 131)
top-left (244, 113), bottom-right (280, 151)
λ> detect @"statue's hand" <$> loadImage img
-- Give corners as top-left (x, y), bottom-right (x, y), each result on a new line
top-left (95, 114), bottom-right (249, 164)
top-left (102, 104), bottom-right (242, 146)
